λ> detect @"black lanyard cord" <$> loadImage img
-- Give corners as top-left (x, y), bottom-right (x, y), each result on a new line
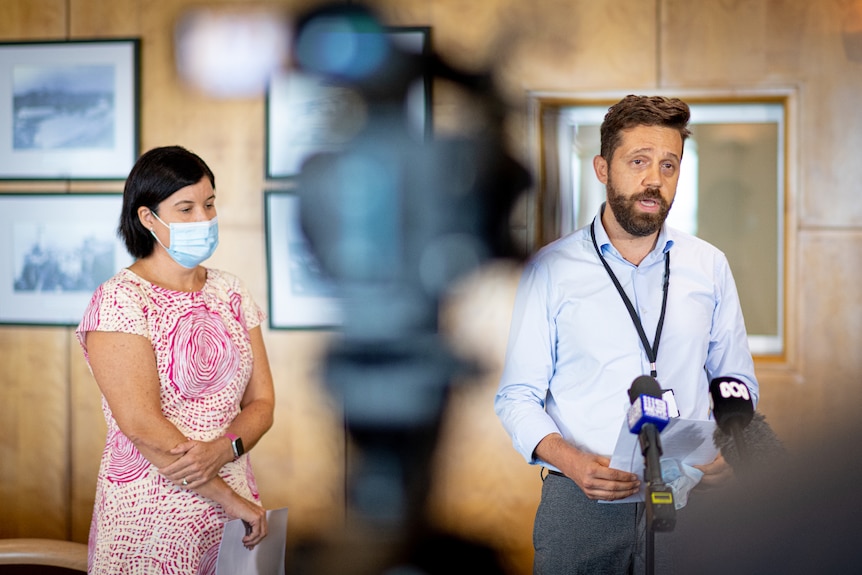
top-left (590, 221), bottom-right (670, 378)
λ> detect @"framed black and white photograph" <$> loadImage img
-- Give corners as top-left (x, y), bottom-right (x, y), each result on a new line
top-left (265, 26), bottom-right (431, 179)
top-left (0, 39), bottom-right (140, 180)
top-left (265, 191), bottom-right (342, 329)
top-left (0, 193), bottom-right (133, 326)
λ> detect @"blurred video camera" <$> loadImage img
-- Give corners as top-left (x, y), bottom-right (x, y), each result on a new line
top-left (291, 2), bottom-right (530, 529)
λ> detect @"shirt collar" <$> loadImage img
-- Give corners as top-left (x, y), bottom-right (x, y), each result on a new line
top-left (593, 202), bottom-right (675, 259)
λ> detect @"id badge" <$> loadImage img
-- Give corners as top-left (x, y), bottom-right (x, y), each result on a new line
top-left (662, 389), bottom-right (680, 418)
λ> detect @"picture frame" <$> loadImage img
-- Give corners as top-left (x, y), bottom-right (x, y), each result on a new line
top-left (0, 38), bottom-right (140, 180)
top-left (265, 26), bottom-right (432, 179)
top-left (265, 190), bottom-right (342, 329)
top-left (0, 193), bottom-right (134, 326)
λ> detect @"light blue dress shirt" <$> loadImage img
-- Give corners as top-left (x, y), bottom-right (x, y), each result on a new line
top-left (495, 205), bottom-right (759, 467)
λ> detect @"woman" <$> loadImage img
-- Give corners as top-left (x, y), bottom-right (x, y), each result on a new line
top-left (77, 146), bottom-right (275, 574)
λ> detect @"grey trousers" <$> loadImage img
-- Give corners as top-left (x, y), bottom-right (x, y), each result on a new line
top-left (533, 472), bottom-right (678, 575)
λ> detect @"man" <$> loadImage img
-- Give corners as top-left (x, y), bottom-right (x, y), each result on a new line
top-left (495, 95), bottom-right (759, 574)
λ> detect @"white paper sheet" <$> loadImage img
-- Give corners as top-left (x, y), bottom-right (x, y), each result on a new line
top-left (606, 418), bottom-right (719, 504)
top-left (216, 507), bottom-right (288, 575)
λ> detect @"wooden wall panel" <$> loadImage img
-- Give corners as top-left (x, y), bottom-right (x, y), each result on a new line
top-left (797, 231), bottom-right (862, 426)
top-left (0, 0), bottom-right (66, 39)
top-left (796, 5), bottom-right (862, 228)
top-left (0, 1), bottom-right (861, 573)
top-left (69, 0), bottom-right (142, 37)
top-left (254, 330), bottom-right (347, 546)
top-left (0, 329), bottom-right (71, 539)
top-left (661, 0), bottom-right (775, 83)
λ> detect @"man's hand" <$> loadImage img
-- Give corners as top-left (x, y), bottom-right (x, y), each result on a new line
top-left (536, 433), bottom-right (640, 501)
top-left (693, 453), bottom-right (734, 492)
top-left (560, 452), bottom-right (641, 501)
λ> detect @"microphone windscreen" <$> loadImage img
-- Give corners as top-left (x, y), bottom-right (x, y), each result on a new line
top-left (629, 375), bottom-right (662, 404)
top-left (714, 411), bottom-right (787, 470)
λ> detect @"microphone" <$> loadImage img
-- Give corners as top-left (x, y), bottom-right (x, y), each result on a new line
top-left (709, 376), bottom-right (755, 466)
top-left (710, 376), bottom-right (787, 474)
top-left (627, 375), bottom-right (675, 532)
top-left (713, 412), bottom-right (787, 471)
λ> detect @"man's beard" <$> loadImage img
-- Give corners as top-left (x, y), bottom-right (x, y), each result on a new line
top-left (606, 177), bottom-right (672, 237)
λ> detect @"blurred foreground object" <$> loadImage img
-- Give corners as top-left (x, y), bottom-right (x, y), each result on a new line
top-left (674, 416), bottom-right (860, 574)
top-left (288, 3), bottom-right (530, 574)
top-left (174, 6), bottom-right (291, 98)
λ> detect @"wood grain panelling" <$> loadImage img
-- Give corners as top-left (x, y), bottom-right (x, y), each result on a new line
top-left (0, 329), bottom-right (70, 539)
top-left (254, 329), bottom-right (347, 546)
top-left (69, 0), bottom-right (141, 37)
top-left (661, 0), bottom-right (773, 83)
top-left (0, 0), bottom-right (66, 39)
top-left (494, 0), bottom-right (659, 96)
top-left (1, 1), bottom-right (862, 573)
top-left (799, 20), bottom-right (862, 228)
top-left (798, 230), bottom-right (862, 421)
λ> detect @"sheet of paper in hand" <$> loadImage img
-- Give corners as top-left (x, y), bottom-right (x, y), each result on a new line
top-left (216, 507), bottom-right (288, 575)
top-left (607, 418), bottom-right (718, 504)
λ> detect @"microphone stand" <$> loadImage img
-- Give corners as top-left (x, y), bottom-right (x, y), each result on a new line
top-left (639, 422), bottom-right (675, 575)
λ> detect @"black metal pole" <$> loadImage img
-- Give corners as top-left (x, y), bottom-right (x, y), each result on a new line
top-left (640, 423), bottom-right (676, 575)
top-left (646, 516), bottom-right (655, 575)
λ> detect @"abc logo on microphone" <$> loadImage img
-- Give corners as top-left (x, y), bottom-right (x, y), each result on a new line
top-left (716, 379), bottom-right (750, 401)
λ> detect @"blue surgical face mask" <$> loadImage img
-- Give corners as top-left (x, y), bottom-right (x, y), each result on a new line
top-left (151, 212), bottom-right (219, 268)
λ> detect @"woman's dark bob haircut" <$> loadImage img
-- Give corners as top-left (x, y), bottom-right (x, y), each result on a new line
top-left (118, 146), bottom-right (215, 259)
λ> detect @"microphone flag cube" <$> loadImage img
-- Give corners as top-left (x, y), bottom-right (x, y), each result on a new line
top-left (628, 394), bottom-right (670, 434)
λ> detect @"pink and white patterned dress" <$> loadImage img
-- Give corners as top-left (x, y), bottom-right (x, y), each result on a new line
top-left (76, 267), bottom-right (265, 575)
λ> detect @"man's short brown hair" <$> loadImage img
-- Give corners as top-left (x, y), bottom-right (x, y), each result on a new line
top-left (600, 95), bottom-right (691, 161)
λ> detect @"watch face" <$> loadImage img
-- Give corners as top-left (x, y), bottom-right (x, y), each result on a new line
top-left (233, 437), bottom-right (245, 458)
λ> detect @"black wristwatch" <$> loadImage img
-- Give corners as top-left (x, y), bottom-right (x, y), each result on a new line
top-left (225, 433), bottom-right (244, 459)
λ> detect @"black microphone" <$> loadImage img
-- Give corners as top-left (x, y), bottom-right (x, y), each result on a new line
top-left (709, 376), bottom-right (755, 466)
top-left (627, 375), bottom-right (675, 532)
